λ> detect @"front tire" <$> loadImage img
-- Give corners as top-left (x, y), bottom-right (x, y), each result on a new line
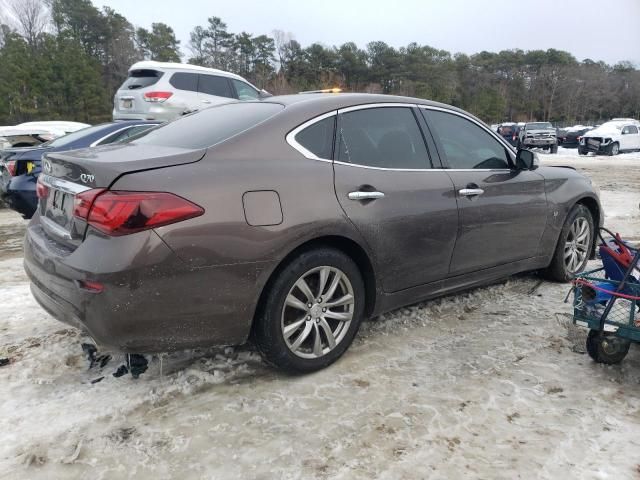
top-left (543, 204), bottom-right (594, 282)
top-left (586, 330), bottom-right (630, 364)
top-left (253, 248), bottom-right (365, 373)
top-left (578, 147), bottom-right (588, 156)
top-left (550, 144), bottom-right (558, 154)
top-left (607, 142), bottom-right (620, 156)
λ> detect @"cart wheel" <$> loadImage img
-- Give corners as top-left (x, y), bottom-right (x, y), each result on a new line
top-left (586, 330), bottom-right (630, 365)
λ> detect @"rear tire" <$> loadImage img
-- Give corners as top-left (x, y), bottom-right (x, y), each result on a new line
top-left (543, 204), bottom-right (594, 282)
top-left (578, 147), bottom-right (588, 156)
top-left (550, 144), bottom-right (558, 154)
top-left (253, 248), bottom-right (365, 373)
top-left (586, 330), bottom-right (630, 364)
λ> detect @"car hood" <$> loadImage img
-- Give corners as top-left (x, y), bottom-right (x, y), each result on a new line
top-left (583, 126), bottom-right (621, 138)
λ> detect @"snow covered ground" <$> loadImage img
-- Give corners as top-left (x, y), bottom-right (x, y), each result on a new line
top-left (1, 148), bottom-right (640, 479)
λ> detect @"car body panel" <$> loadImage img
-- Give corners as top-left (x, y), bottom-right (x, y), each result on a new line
top-left (23, 93), bottom-right (603, 354)
top-left (580, 120), bottom-right (640, 153)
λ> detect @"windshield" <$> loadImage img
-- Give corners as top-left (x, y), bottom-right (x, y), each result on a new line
top-left (526, 122), bottom-right (553, 130)
top-left (45, 124), bottom-right (109, 148)
top-left (131, 102), bottom-right (285, 149)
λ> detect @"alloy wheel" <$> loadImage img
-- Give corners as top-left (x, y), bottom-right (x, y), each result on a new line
top-left (564, 217), bottom-right (590, 273)
top-left (281, 266), bottom-right (355, 359)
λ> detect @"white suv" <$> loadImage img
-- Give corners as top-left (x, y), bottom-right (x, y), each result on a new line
top-left (579, 119), bottom-right (640, 155)
top-left (112, 61), bottom-right (270, 122)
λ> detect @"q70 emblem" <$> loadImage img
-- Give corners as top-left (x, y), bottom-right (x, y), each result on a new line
top-left (80, 173), bottom-right (95, 184)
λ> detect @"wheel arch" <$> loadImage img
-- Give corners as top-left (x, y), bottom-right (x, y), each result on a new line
top-left (252, 235), bottom-right (379, 332)
top-left (575, 196), bottom-right (601, 258)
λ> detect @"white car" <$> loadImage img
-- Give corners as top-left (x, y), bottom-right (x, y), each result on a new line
top-left (579, 119), bottom-right (640, 155)
top-left (112, 61), bottom-right (271, 122)
top-left (0, 121), bottom-right (89, 148)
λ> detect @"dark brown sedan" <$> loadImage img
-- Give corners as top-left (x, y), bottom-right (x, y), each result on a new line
top-left (24, 94), bottom-right (602, 372)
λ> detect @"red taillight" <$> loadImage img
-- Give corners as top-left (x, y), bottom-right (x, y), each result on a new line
top-left (6, 160), bottom-right (16, 176)
top-left (74, 190), bottom-right (204, 236)
top-left (73, 188), bottom-right (106, 219)
top-left (36, 177), bottom-right (49, 199)
top-left (143, 91), bottom-right (173, 103)
top-left (77, 280), bottom-right (104, 293)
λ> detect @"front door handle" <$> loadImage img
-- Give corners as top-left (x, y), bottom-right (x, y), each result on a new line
top-left (348, 191), bottom-right (385, 201)
top-left (202, 99), bottom-right (211, 104)
top-left (458, 188), bottom-right (484, 197)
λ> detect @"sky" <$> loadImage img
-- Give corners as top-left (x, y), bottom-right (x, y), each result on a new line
top-left (93, 0), bottom-right (640, 66)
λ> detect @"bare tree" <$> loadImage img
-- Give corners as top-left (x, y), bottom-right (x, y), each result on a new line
top-left (9, 0), bottom-right (49, 47)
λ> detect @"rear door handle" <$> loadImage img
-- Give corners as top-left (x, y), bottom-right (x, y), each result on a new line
top-left (348, 191), bottom-right (385, 201)
top-left (458, 188), bottom-right (484, 197)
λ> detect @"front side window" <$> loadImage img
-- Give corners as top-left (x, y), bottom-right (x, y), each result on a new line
top-left (424, 110), bottom-right (511, 170)
top-left (623, 125), bottom-right (639, 134)
top-left (232, 79), bottom-right (260, 101)
top-left (294, 115), bottom-right (335, 159)
top-left (337, 107), bottom-right (430, 169)
top-left (198, 75), bottom-right (234, 98)
top-left (170, 72), bottom-right (198, 92)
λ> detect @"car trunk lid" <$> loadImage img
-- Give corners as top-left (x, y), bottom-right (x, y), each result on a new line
top-left (38, 143), bottom-right (205, 247)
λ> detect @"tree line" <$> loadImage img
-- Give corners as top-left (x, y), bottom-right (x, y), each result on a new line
top-left (0, 0), bottom-right (638, 126)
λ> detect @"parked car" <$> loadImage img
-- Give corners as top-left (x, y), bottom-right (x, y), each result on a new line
top-left (0, 121), bottom-right (89, 149)
top-left (517, 122), bottom-right (558, 153)
top-left (496, 122), bottom-right (519, 146)
top-left (0, 121), bottom-right (159, 218)
top-left (558, 125), bottom-right (593, 148)
top-left (113, 61), bottom-right (271, 122)
top-left (579, 119), bottom-right (640, 155)
top-left (25, 94), bottom-right (601, 373)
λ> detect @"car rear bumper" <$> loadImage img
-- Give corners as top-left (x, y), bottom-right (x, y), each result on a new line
top-left (24, 218), bottom-right (269, 353)
top-left (0, 176), bottom-right (37, 218)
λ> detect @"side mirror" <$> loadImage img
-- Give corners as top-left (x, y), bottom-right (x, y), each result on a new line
top-left (515, 148), bottom-right (539, 170)
top-left (259, 89), bottom-right (272, 99)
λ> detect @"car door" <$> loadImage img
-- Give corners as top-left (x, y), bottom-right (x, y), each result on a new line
top-left (421, 107), bottom-right (548, 276)
top-left (168, 72), bottom-right (200, 112)
top-left (330, 105), bottom-right (459, 293)
top-left (621, 125), bottom-right (640, 150)
top-left (197, 74), bottom-right (235, 107)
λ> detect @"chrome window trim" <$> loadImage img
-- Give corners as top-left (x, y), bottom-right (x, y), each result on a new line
top-left (285, 110), bottom-right (337, 161)
top-left (39, 174), bottom-right (92, 194)
top-left (89, 124), bottom-right (153, 147)
top-left (286, 102), bottom-right (516, 172)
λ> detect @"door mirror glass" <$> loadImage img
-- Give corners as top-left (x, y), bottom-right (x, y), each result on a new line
top-left (515, 148), bottom-right (538, 170)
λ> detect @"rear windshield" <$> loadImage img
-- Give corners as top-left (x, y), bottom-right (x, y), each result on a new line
top-left (131, 102), bottom-right (285, 149)
top-left (46, 124), bottom-right (110, 148)
top-left (120, 69), bottom-right (164, 90)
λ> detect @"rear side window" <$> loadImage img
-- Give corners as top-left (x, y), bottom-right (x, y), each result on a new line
top-left (131, 103), bottom-right (284, 149)
top-left (337, 107), bottom-right (430, 169)
top-left (120, 70), bottom-right (163, 90)
top-left (170, 72), bottom-right (198, 92)
top-left (424, 109), bottom-right (510, 170)
top-left (198, 75), bottom-right (234, 98)
top-left (294, 116), bottom-right (335, 159)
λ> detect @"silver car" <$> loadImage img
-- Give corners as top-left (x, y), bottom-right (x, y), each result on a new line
top-left (112, 61), bottom-right (270, 122)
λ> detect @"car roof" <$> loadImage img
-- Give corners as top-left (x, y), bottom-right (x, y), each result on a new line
top-left (129, 61), bottom-right (249, 83)
top-left (263, 93), bottom-right (475, 118)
